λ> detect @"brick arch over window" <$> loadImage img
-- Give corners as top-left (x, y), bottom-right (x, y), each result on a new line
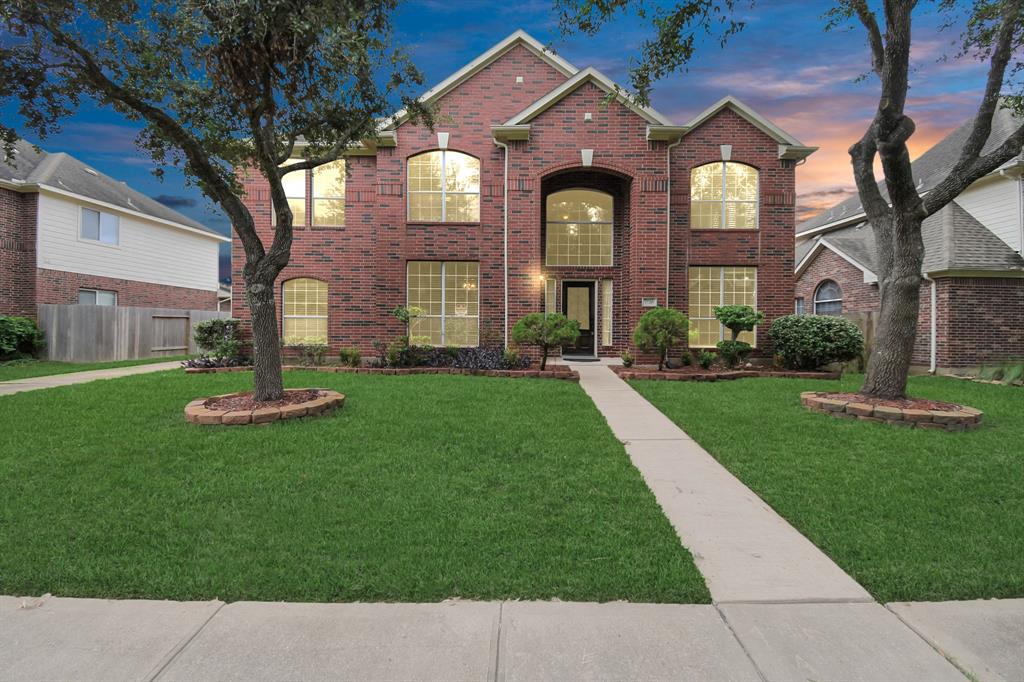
top-left (281, 277), bottom-right (328, 345)
top-left (406, 149), bottom-right (480, 223)
top-left (814, 279), bottom-right (843, 315)
top-left (690, 161), bottom-right (759, 229)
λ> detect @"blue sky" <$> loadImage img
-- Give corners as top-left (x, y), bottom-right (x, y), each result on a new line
top-left (2, 1), bottom-right (991, 281)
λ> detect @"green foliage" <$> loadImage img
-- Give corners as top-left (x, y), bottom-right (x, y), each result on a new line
top-left (716, 339), bottom-right (752, 369)
top-left (697, 350), bottom-right (715, 369)
top-left (0, 316), bottom-right (45, 360)
top-left (620, 350), bottom-right (635, 368)
top-left (193, 318), bottom-right (243, 360)
top-left (714, 305), bottom-right (764, 341)
top-left (502, 348), bottom-right (520, 367)
top-left (1001, 361), bottom-right (1024, 385)
top-left (511, 313), bottom-right (580, 370)
top-left (391, 306), bottom-right (424, 325)
top-left (768, 315), bottom-right (863, 371)
top-left (338, 346), bottom-right (362, 368)
top-left (680, 350), bottom-right (693, 366)
top-left (632, 307), bottom-right (689, 371)
top-left (295, 339), bottom-right (328, 367)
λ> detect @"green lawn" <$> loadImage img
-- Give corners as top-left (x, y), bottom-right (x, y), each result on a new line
top-left (631, 374), bottom-right (1024, 603)
top-left (0, 370), bottom-right (708, 604)
top-left (0, 356), bottom-right (188, 382)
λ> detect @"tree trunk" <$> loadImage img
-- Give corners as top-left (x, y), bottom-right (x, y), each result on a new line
top-left (540, 345), bottom-right (548, 371)
top-left (860, 213), bottom-right (926, 399)
top-left (245, 272), bottom-right (285, 401)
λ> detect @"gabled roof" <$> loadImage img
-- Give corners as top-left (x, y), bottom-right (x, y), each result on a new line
top-left (796, 201), bottom-right (1024, 277)
top-left (503, 66), bottom-right (674, 126)
top-left (384, 30), bottom-right (578, 130)
top-left (681, 96), bottom-right (811, 150)
top-left (0, 139), bottom-right (226, 240)
top-left (797, 105), bottom-right (1024, 237)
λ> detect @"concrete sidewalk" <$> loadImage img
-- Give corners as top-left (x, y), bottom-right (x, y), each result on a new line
top-left (0, 360), bottom-right (182, 396)
top-left (7, 594), bottom-right (1020, 681)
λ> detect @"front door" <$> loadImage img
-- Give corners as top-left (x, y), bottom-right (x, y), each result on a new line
top-left (562, 281), bottom-right (595, 356)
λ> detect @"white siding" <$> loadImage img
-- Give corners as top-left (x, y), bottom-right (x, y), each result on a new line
top-left (35, 193), bottom-right (220, 292)
top-left (957, 175), bottom-right (1022, 253)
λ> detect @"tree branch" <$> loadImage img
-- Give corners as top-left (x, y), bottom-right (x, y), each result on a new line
top-left (851, 0), bottom-right (885, 74)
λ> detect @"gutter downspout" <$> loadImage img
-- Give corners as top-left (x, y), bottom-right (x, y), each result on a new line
top-left (493, 137), bottom-right (510, 349)
top-left (665, 136), bottom-right (683, 307)
top-left (923, 274), bottom-right (937, 374)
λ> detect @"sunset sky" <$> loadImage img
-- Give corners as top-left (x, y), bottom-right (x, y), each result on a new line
top-left (1, 1), bottom-right (993, 279)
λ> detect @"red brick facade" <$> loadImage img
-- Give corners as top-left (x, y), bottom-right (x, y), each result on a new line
top-left (796, 246), bottom-right (1024, 369)
top-left (0, 187), bottom-right (38, 317)
top-left (233, 41), bottom-right (802, 358)
top-left (36, 268), bottom-right (218, 310)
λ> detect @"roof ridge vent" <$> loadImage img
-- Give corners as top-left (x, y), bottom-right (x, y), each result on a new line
top-left (83, 167), bottom-right (98, 176)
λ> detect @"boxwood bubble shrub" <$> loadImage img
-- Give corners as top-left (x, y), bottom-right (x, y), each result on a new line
top-left (768, 314), bottom-right (863, 371)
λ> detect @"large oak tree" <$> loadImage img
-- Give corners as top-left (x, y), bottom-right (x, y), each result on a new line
top-left (1, 0), bottom-right (430, 400)
top-left (557, 0), bottom-right (1024, 398)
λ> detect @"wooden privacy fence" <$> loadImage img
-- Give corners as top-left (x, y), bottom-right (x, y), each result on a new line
top-left (37, 304), bottom-right (229, 362)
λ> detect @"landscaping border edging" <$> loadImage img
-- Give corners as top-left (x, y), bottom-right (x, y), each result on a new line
top-left (614, 367), bottom-right (840, 382)
top-left (184, 388), bottom-right (345, 425)
top-left (800, 391), bottom-right (982, 431)
top-left (184, 365), bottom-right (580, 381)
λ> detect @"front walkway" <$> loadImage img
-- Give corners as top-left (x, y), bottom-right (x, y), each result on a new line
top-left (0, 360), bottom-right (182, 396)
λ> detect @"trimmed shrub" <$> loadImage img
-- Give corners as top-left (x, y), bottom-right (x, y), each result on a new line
top-left (632, 307), bottom-right (689, 371)
top-left (620, 350), bottom-right (635, 368)
top-left (295, 339), bottom-right (329, 367)
top-left (338, 346), bottom-right (362, 367)
top-left (511, 313), bottom-right (580, 370)
top-left (714, 305), bottom-right (764, 341)
top-left (697, 350), bottom-right (715, 369)
top-left (716, 339), bottom-right (752, 369)
top-left (768, 315), bottom-right (863, 370)
top-left (0, 316), bottom-right (45, 360)
top-left (193, 318), bottom-right (243, 360)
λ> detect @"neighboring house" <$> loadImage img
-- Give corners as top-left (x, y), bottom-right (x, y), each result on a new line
top-left (217, 283), bottom-right (233, 313)
top-left (795, 107), bottom-right (1024, 372)
top-left (0, 139), bottom-right (228, 317)
top-left (235, 30), bottom-right (816, 359)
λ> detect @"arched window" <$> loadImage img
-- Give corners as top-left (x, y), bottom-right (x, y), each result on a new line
top-left (282, 278), bottom-right (328, 345)
top-left (545, 189), bottom-right (614, 266)
top-left (814, 280), bottom-right (843, 316)
top-left (407, 150), bottom-right (480, 222)
top-left (690, 161), bottom-right (758, 229)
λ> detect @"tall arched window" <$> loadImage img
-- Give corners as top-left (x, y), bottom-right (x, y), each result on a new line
top-left (814, 280), bottom-right (843, 316)
top-left (407, 150), bottom-right (480, 222)
top-left (282, 278), bottom-right (328, 344)
top-left (545, 189), bottom-right (614, 266)
top-left (690, 161), bottom-right (758, 229)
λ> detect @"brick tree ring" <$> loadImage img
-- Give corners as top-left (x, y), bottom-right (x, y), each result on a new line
top-left (800, 392), bottom-right (983, 432)
top-left (183, 388), bottom-right (345, 425)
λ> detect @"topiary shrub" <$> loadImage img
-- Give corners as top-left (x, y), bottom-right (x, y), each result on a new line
top-left (768, 314), bottom-right (863, 370)
top-left (0, 316), bottom-right (45, 360)
top-left (511, 313), bottom-right (580, 370)
top-left (716, 339), bottom-right (752, 369)
top-left (632, 307), bottom-right (689, 371)
top-left (713, 305), bottom-right (763, 368)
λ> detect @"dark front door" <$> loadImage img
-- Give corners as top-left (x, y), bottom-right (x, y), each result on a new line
top-left (562, 281), bottom-right (595, 356)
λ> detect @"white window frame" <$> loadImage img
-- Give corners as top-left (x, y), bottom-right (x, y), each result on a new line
top-left (795, 297), bottom-right (806, 315)
top-left (689, 266), bottom-right (758, 348)
top-left (690, 161), bottom-right (759, 230)
top-left (813, 280), bottom-right (843, 315)
top-left (78, 288), bottom-right (117, 306)
top-left (544, 188), bottom-right (614, 267)
top-left (406, 150), bottom-right (480, 223)
top-left (79, 207), bottom-right (120, 246)
top-left (406, 261), bottom-right (480, 346)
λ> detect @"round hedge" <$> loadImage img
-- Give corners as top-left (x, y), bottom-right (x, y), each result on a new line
top-left (768, 315), bottom-right (863, 370)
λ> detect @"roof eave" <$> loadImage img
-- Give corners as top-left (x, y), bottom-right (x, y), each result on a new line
top-left (491, 125), bottom-right (531, 143)
top-left (647, 125), bottom-right (689, 142)
top-left (779, 144), bottom-right (818, 161)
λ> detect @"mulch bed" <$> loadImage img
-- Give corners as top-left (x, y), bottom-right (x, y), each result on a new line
top-left (206, 389), bottom-right (321, 412)
top-left (184, 364), bottom-right (580, 381)
top-left (613, 365), bottom-right (840, 381)
top-left (820, 392), bottom-right (962, 412)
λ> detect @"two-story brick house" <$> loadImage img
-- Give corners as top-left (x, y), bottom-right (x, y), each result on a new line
top-left (234, 30), bottom-right (815, 359)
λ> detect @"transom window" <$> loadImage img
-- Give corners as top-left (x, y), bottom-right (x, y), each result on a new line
top-left (282, 278), bottom-right (327, 345)
top-left (688, 266), bottom-right (758, 347)
top-left (407, 151), bottom-right (480, 222)
top-left (278, 159), bottom-right (346, 227)
top-left (691, 162), bottom-right (758, 229)
top-left (814, 280), bottom-right (843, 316)
top-left (407, 261), bottom-right (479, 346)
top-left (78, 288), bottom-right (117, 306)
top-left (81, 208), bottom-right (119, 245)
top-left (545, 189), bottom-right (613, 266)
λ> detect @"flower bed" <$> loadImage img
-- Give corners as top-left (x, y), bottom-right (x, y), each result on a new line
top-left (801, 391), bottom-right (982, 431)
top-left (184, 364), bottom-right (580, 381)
top-left (613, 365), bottom-right (840, 382)
top-left (184, 388), bottom-right (345, 425)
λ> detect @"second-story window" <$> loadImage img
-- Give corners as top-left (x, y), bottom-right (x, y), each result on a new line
top-left (280, 165), bottom-right (306, 226)
top-left (81, 207), bottom-right (119, 245)
top-left (407, 150), bottom-right (480, 222)
top-left (278, 159), bottom-right (346, 227)
top-left (691, 161), bottom-right (759, 229)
